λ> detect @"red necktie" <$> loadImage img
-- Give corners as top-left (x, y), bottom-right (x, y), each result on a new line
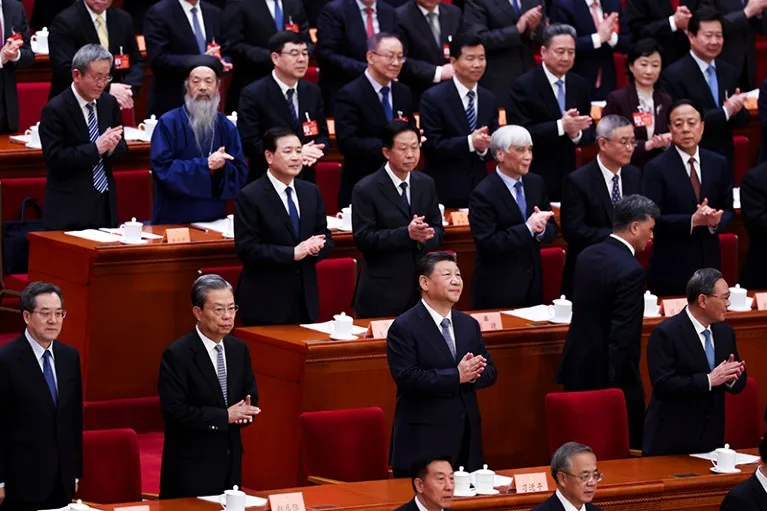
top-left (689, 158), bottom-right (701, 203)
top-left (365, 7), bottom-right (375, 38)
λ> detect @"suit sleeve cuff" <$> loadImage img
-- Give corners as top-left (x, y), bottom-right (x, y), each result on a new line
top-left (608, 32), bottom-right (618, 47)
top-left (557, 119), bottom-right (565, 136)
top-left (12, 51), bottom-right (20, 63)
top-left (726, 380), bottom-right (736, 388)
top-left (669, 16), bottom-right (677, 32)
top-left (591, 33), bottom-right (602, 49)
top-left (569, 130), bottom-right (583, 143)
top-left (433, 66), bottom-right (443, 83)
top-left (468, 135), bottom-right (475, 152)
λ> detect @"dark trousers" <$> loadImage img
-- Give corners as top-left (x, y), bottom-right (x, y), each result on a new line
top-left (91, 189), bottom-right (112, 228)
top-left (1, 471), bottom-right (69, 511)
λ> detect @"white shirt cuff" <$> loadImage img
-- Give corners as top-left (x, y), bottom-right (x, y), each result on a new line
top-left (526, 223), bottom-right (535, 236)
top-left (433, 66), bottom-right (442, 83)
top-left (707, 374), bottom-right (712, 391)
top-left (478, 148), bottom-right (488, 156)
top-left (12, 51), bottom-right (20, 62)
top-left (468, 135), bottom-right (475, 153)
top-left (557, 119), bottom-right (565, 137)
top-left (669, 16), bottom-right (677, 32)
top-left (723, 106), bottom-right (730, 121)
top-left (591, 33), bottom-right (602, 49)
top-left (608, 32), bottom-right (618, 47)
top-left (570, 130), bottom-right (583, 143)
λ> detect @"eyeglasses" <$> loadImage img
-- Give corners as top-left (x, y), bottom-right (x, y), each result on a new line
top-left (562, 471), bottom-right (603, 484)
top-left (208, 305), bottom-right (239, 317)
top-left (603, 137), bottom-right (637, 149)
top-left (372, 52), bottom-right (406, 64)
top-left (88, 73), bottom-right (113, 84)
top-left (281, 50), bottom-right (310, 58)
top-left (708, 293), bottom-right (731, 302)
top-left (32, 309), bottom-right (67, 320)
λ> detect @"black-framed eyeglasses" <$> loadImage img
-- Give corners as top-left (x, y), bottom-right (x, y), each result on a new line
top-left (561, 471), bottom-right (603, 484)
top-left (281, 50), bottom-right (310, 58)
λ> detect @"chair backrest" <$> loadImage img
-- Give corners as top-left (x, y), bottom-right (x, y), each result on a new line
top-left (198, 265), bottom-right (244, 290)
top-left (545, 389), bottom-right (630, 461)
top-left (113, 170), bottom-right (152, 223)
top-left (0, 177), bottom-right (46, 222)
top-left (733, 136), bottom-right (749, 187)
top-left (613, 53), bottom-right (628, 89)
top-left (299, 407), bottom-right (388, 484)
top-left (541, 247), bottom-right (565, 304)
top-left (725, 377), bottom-right (760, 449)
top-left (121, 107), bottom-right (136, 127)
top-left (79, 429), bottom-right (142, 504)
top-left (84, 396), bottom-right (164, 434)
top-left (315, 162), bottom-right (341, 215)
top-left (719, 233), bottom-right (738, 286)
top-left (317, 257), bottom-right (357, 321)
top-left (305, 66), bottom-right (320, 85)
top-left (17, 82), bottom-right (50, 132)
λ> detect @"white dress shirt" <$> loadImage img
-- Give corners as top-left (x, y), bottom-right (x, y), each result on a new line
top-left (71, 82), bottom-right (98, 129)
top-left (265, 0), bottom-right (284, 22)
top-left (675, 145), bottom-right (702, 185)
top-left (542, 64), bottom-right (583, 143)
top-left (414, 495), bottom-right (443, 511)
top-left (356, 0), bottom-right (379, 34)
top-left (452, 76), bottom-right (487, 155)
top-left (84, 3), bottom-right (108, 36)
top-left (421, 298), bottom-right (456, 355)
top-left (272, 71), bottom-right (300, 119)
top-left (685, 306), bottom-right (715, 391)
top-left (585, 0), bottom-right (618, 49)
top-left (385, 162), bottom-right (411, 203)
top-left (196, 324), bottom-right (227, 374)
top-left (597, 154), bottom-right (622, 199)
top-left (267, 169), bottom-right (301, 217)
top-left (755, 465), bottom-right (767, 494)
top-left (365, 68), bottom-right (393, 115)
top-left (495, 168), bottom-right (537, 238)
top-left (609, 233), bottom-right (635, 255)
top-left (179, 0), bottom-right (207, 41)
top-left (416, 3), bottom-right (445, 83)
top-left (26, 329), bottom-right (58, 390)
top-left (555, 489), bottom-right (585, 511)
top-left (689, 50), bottom-right (730, 119)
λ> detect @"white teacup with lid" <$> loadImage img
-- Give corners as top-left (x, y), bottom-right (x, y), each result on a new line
top-left (220, 485), bottom-right (246, 511)
top-left (548, 295), bottom-right (572, 322)
top-left (336, 206), bottom-right (352, 230)
top-left (31, 27), bottom-right (49, 53)
top-left (227, 111), bottom-right (238, 126)
top-left (25, 122), bottom-right (41, 148)
top-left (474, 464), bottom-right (496, 494)
top-left (729, 284), bottom-right (748, 310)
top-left (69, 499), bottom-right (90, 511)
top-left (711, 444), bottom-right (738, 473)
top-left (329, 311), bottom-right (354, 339)
top-left (453, 466), bottom-right (473, 496)
top-left (138, 114), bottom-right (158, 139)
top-left (644, 290), bottom-right (659, 317)
top-left (122, 217), bottom-right (143, 243)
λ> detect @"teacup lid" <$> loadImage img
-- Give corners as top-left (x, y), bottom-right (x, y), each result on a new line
top-left (645, 290), bottom-right (656, 297)
top-left (334, 311), bottom-right (351, 320)
top-left (454, 466), bottom-right (469, 476)
top-left (730, 284), bottom-right (745, 291)
top-left (39, 26), bottom-right (48, 33)
top-left (475, 464), bottom-right (494, 475)
top-left (716, 443), bottom-right (735, 452)
top-left (71, 499), bottom-right (89, 509)
top-left (229, 111), bottom-right (238, 119)
top-left (554, 294), bottom-right (571, 304)
top-left (226, 484), bottom-right (245, 495)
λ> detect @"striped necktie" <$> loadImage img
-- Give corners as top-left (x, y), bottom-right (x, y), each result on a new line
top-left (214, 344), bottom-right (228, 405)
top-left (86, 103), bottom-right (108, 193)
top-left (466, 90), bottom-right (476, 131)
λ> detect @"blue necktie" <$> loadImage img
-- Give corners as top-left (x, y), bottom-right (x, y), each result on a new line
top-left (556, 79), bottom-right (566, 114)
top-left (190, 6), bottom-right (206, 54)
top-left (273, 0), bottom-right (284, 30)
top-left (86, 104), bottom-right (108, 193)
top-left (214, 344), bottom-right (228, 405)
top-left (286, 88), bottom-right (299, 130)
top-left (380, 86), bottom-right (393, 122)
top-left (514, 180), bottom-right (527, 217)
top-left (706, 66), bottom-right (719, 106)
top-left (440, 318), bottom-right (456, 359)
top-left (42, 350), bottom-right (58, 406)
top-left (510, 0), bottom-right (521, 17)
top-left (399, 182), bottom-right (409, 211)
top-left (466, 90), bottom-right (476, 131)
top-left (285, 186), bottom-right (300, 236)
top-left (611, 174), bottom-right (621, 204)
top-left (703, 329), bottom-right (715, 371)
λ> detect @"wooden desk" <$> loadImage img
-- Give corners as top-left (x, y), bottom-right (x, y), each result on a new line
top-left (235, 309), bottom-right (767, 490)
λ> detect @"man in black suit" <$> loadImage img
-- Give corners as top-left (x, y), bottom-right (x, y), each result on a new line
top-left (0, 0), bottom-right (33, 134)
top-left (470, 125), bottom-right (557, 310)
top-left (0, 282), bottom-right (82, 510)
top-left (626, 0), bottom-right (694, 68)
top-left (659, 8), bottom-right (750, 177)
top-left (335, 33), bottom-right (415, 208)
top-left (557, 195), bottom-right (659, 449)
top-left (40, 44), bottom-right (127, 231)
top-left (420, 33), bottom-right (499, 208)
top-left (238, 31), bottom-right (329, 183)
top-left (221, 0), bottom-right (311, 111)
top-left (462, 0), bottom-right (543, 101)
top-left (158, 274), bottom-right (260, 499)
top-left (396, 0), bottom-right (462, 108)
top-left (740, 161), bottom-right (767, 289)
top-left (507, 24), bottom-right (595, 202)
top-left (315, 0), bottom-right (397, 114)
top-left (720, 434), bottom-right (767, 511)
top-left (48, 0), bottom-right (144, 108)
top-left (560, 115), bottom-right (642, 298)
top-left (643, 268), bottom-right (747, 456)
top-left (394, 455), bottom-right (455, 511)
top-left (532, 442), bottom-right (604, 511)
top-left (144, 0), bottom-right (230, 117)
top-left (235, 127), bottom-right (334, 326)
top-left (352, 121), bottom-right (444, 319)
top-left (642, 100), bottom-right (733, 297)
top-left (388, 251), bottom-right (496, 477)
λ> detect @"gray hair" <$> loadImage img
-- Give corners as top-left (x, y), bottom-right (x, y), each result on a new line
top-left (20, 281), bottom-right (63, 313)
top-left (490, 125), bottom-right (532, 155)
top-left (613, 194), bottom-right (660, 232)
top-left (191, 274), bottom-right (234, 308)
top-left (367, 32), bottom-right (400, 52)
top-left (542, 24), bottom-right (577, 47)
top-left (72, 44), bottom-right (114, 74)
top-left (550, 442), bottom-right (594, 480)
top-left (686, 268), bottom-right (724, 304)
top-left (596, 115), bottom-right (633, 140)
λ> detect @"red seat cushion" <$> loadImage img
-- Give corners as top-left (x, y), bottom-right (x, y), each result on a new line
top-left (84, 396), bottom-right (164, 433)
top-left (541, 247), bottom-right (565, 304)
top-left (114, 170), bottom-right (153, 223)
top-left (79, 429), bottom-right (142, 504)
top-left (4, 273), bottom-right (28, 292)
top-left (198, 265), bottom-right (243, 289)
top-left (719, 233), bottom-right (738, 286)
top-left (725, 377), bottom-right (760, 449)
top-left (17, 82), bottom-right (50, 132)
top-left (0, 332), bottom-right (17, 347)
top-left (732, 136), bottom-right (749, 187)
top-left (317, 258), bottom-right (356, 321)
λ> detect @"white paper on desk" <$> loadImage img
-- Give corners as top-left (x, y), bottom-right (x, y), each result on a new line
top-left (192, 218), bottom-right (230, 234)
top-left (10, 134), bottom-right (30, 144)
top-left (124, 126), bottom-right (151, 142)
top-left (65, 229), bottom-right (122, 243)
top-left (300, 321), bottom-right (368, 336)
top-left (690, 451), bottom-right (761, 466)
top-left (502, 304), bottom-right (551, 322)
top-left (747, 88), bottom-right (760, 99)
top-left (99, 228), bottom-right (163, 240)
top-left (469, 471), bottom-right (513, 488)
top-left (198, 494), bottom-right (267, 507)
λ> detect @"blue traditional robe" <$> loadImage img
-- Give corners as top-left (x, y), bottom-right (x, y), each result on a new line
top-left (150, 107), bottom-right (249, 224)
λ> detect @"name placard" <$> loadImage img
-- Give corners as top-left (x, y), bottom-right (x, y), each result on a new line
top-left (470, 312), bottom-right (503, 332)
top-left (269, 492), bottom-right (305, 511)
top-left (756, 292), bottom-right (767, 311)
top-left (662, 298), bottom-right (687, 317)
top-left (450, 211), bottom-right (469, 226)
top-left (514, 472), bottom-right (549, 494)
top-left (366, 319), bottom-right (394, 339)
top-left (163, 227), bottom-right (191, 244)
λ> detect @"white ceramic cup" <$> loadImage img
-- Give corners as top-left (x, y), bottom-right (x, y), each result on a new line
top-left (644, 290), bottom-right (658, 316)
top-left (138, 115), bottom-right (158, 139)
top-left (336, 206), bottom-right (352, 230)
top-left (31, 28), bottom-right (49, 53)
top-left (729, 284), bottom-right (748, 310)
top-left (25, 124), bottom-right (41, 147)
top-left (548, 295), bottom-right (572, 321)
top-left (439, 203), bottom-right (445, 221)
top-left (220, 487), bottom-right (246, 511)
top-left (226, 214), bottom-right (234, 236)
top-left (453, 466), bottom-right (471, 494)
top-left (122, 217), bottom-right (143, 242)
top-left (329, 312), bottom-right (353, 338)
top-left (713, 445), bottom-right (736, 472)
top-left (473, 464), bottom-right (495, 493)
top-left (69, 500), bottom-right (89, 511)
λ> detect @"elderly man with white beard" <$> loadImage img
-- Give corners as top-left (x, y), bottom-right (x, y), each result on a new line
top-left (150, 62), bottom-right (249, 224)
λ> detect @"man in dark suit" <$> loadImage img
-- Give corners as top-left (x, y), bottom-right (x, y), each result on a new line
top-left (642, 100), bottom-right (733, 297)
top-left (469, 125), bottom-right (558, 310)
top-left (221, 0), bottom-right (311, 111)
top-left (48, 0), bottom-right (144, 107)
top-left (740, 161), bottom-right (767, 289)
top-left (507, 24), bottom-right (595, 202)
top-left (144, 0), bottom-right (230, 117)
top-left (560, 115), bottom-right (642, 298)
top-left (238, 31), bottom-right (329, 183)
top-left (532, 442), bottom-right (604, 511)
top-left (659, 8), bottom-right (750, 176)
top-left (0, 282), bottom-right (82, 510)
top-left (235, 127), bottom-right (334, 326)
top-left (315, 0), bottom-right (397, 114)
top-left (420, 33), bottom-right (499, 208)
top-left (158, 274), bottom-right (260, 499)
top-left (557, 195), bottom-right (659, 449)
top-left (387, 251), bottom-right (497, 477)
top-left (643, 268), bottom-right (747, 456)
top-left (550, 0), bottom-right (629, 101)
top-left (352, 121), bottom-right (444, 319)
top-left (396, 0), bottom-right (462, 108)
top-left (720, 434), bottom-right (767, 511)
top-left (0, 0), bottom-right (33, 134)
top-left (626, 0), bottom-right (694, 68)
top-left (394, 455), bottom-right (455, 511)
top-left (40, 44), bottom-right (127, 231)
top-left (462, 0), bottom-right (543, 100)
top-left (335, 33), bottom-right (415, 208)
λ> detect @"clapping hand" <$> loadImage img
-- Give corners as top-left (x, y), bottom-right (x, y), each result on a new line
top-left (208, 146), bottom-right (234, 172)
top-left (458, 352), bottom-right (487, 383)
top-left (302, 141), bottom-right (325, 166)
top-left (710, 354), bottom-right (746, 387)
top-left (526, 206), bottom-right (554, 234)
top-left (561, 109), bottom-right (592, 137)
top-left (408, 215), bottom-right (435, 243)
top-left (228, 395), bottom-right (261, 424)
top-left (95, 126), bottom-right (123, 155)
top-left (294, 234), bottom-right (327, 261)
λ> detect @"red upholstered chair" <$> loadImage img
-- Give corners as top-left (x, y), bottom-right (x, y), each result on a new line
top-left (757, 40), bottom-right (767, 86)
top-left (719, 233), bottom-right (738, 286)
top-left (305, 66), bottom-right (319, 85)
top-left (21, 0), bottom-right (33, 26)
top-left (198, 265), bottom-right (243, 289)
top-left (545, 389), bottom-right (630, 461)
top-left (0, 332), bottom-right (18, 347)
top-left (121, 107), bottom-right (136, 127)
top-left (485, 160), bottom-right (495, 174)
top-left (316, 257), bottom-right (357, 321)
top-left (541, 247), bottom-right (565, 304)
top-left (79, 429), bottom-right (142, 504)
top-left (17, 82), bottom-right (50, 132)
top-left (316, 161), bottom-right (341, 215)
top-left (114, 170), bottom-right (153, 223)
top-left (613, 53), bottom-right (628, 89)
top-left (299, 407), bottom-right (388, 485)
top-left (733, 136), bottom-right (749, 187)
top-left (725, 377), bottom-right (760, 449)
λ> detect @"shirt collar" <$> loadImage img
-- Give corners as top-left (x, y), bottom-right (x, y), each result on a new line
top-left (609, 234), bottom-right (635, 256)
top-left (555, 489), bottom-right (585, 511)
top-left (267, 169), bottom-right (295, 195)
top-left (416, 3), bottom-right (439, 16)
top-left (179, 0), bottom-right (201, 14)
top-left (196, 324), bottom-right (223, 352)
top-left (596, 154), bottom-right (622, 180)
top-left (690, 50), bottom-right (715, 75)
top-left (413, 496), bottom-right (441, 511)
top-left (584, 0), bottom-right (596, 6)
top-left (84, 2), bottom-right (106, 24)
top-left (364, 69), bottom-right (390, 93)
top-left (674, 145), bottom-right (701, 166)
top-left (70, 83), bottom-right (97, 111)
top-left (452, 76), bottom-right (477, 99)
top-left (385, 162), bottom-right (410, 190)
top-left (356, 0), bottom-right (376, 13)
top-left (272, 71), bottom-right (298, 97)
top-left (421, 298), bottom-right (452, 329)
top-left (25, 329), bottom-right (55, 361)
top-left (496, 167), bottom-right (522, 188)
top-left (755, 465), bottom-right (767, 494)
top-left (542, 63), bottom-right (566, 85)
top-left (685, 306), bottom-right (709, 335)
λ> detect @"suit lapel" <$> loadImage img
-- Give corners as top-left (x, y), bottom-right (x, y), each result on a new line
top-left (269, 76), bottom-right (293, 122)
top-left (295, 180), bottom-right (314, 240)
top-left (536, 67), bottom-right (562, 119)
top-left (679, 308), bottom-right (713, 371)
top-left (411, 4), bottom-right (441, 54)
top-left (363, 79), bottom-right (389, 126)
top-left (105, 8), bottom-right (122, 54)
top-left (16, 338), bottom-right (57, 410)
top-left (201, 3), bottom-right (217, 45)
top-left (589, 160), bottom-right (614, 220)
top-left (686, 55), bottom-right (717, 108)
top-left (477, 88), bottom-right (495, 129)
top-left (97, 94), bottom-right (112, 135)
top-left (66, 89), bottom-right (91, 143)
top-left (191, 333), bottom-right (227, 408)
top-left (391, 84), bottom-right (409, 120)
top-left (415, 302), bottom-right (456, 363)
top-left (491, 171), bottom-right (525, 220)
top-left (376, 168), bottom-right (410, 219)
top-left (699, 151), bottom-right (716, 204)
top-left (711, 322), bottom-right (730, 367)
top-left (574, 0), bottom-right (596, 30)
top-left (257, 0), bottom-right (279, 34)
top-left (653, 89), bottom-right (669, 134)
top-left (262, 177), bottom-right (299, 241)
top-left (173, 0), bottom-right (198, 50)
top-left (345, 0), bottom-right (367, 49)
top-left (670, 149), bottom-right (700, 207)
top-left (448, 81), bottom-right (470, 132)
top-left (747, 473), bottom-right (767, 510)
top-left (410, 174), bottom-right (426, 216)
top-left (452, 312), bottom-right (470, 360)
top-left (492, 0), bottom-right (519, 22)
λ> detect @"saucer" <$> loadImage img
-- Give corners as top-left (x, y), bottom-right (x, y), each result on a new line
top-left (710, 466), bottom-right (741, 474)
top-left (221, 231), bottom-right (234, 239)
top-left (548, 314), bottom-right (572, 324)
top-left (728, 297), bottom-right (754, 312)
top-left (25, 142), bottom-right (41, 149)
top-left (475, 488), bottom-right (500, 495)
top-left (119, 237), bottom-right (148, 245)
top-left (329, 333), bottom-right (358, 341)
top-left (453, 488), bottom-right (477, 498)
top-left (443, 221), bottom-right (450, 227)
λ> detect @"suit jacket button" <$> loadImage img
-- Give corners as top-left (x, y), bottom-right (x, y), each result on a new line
top-left (226, 449), bottom-right (232, 455)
